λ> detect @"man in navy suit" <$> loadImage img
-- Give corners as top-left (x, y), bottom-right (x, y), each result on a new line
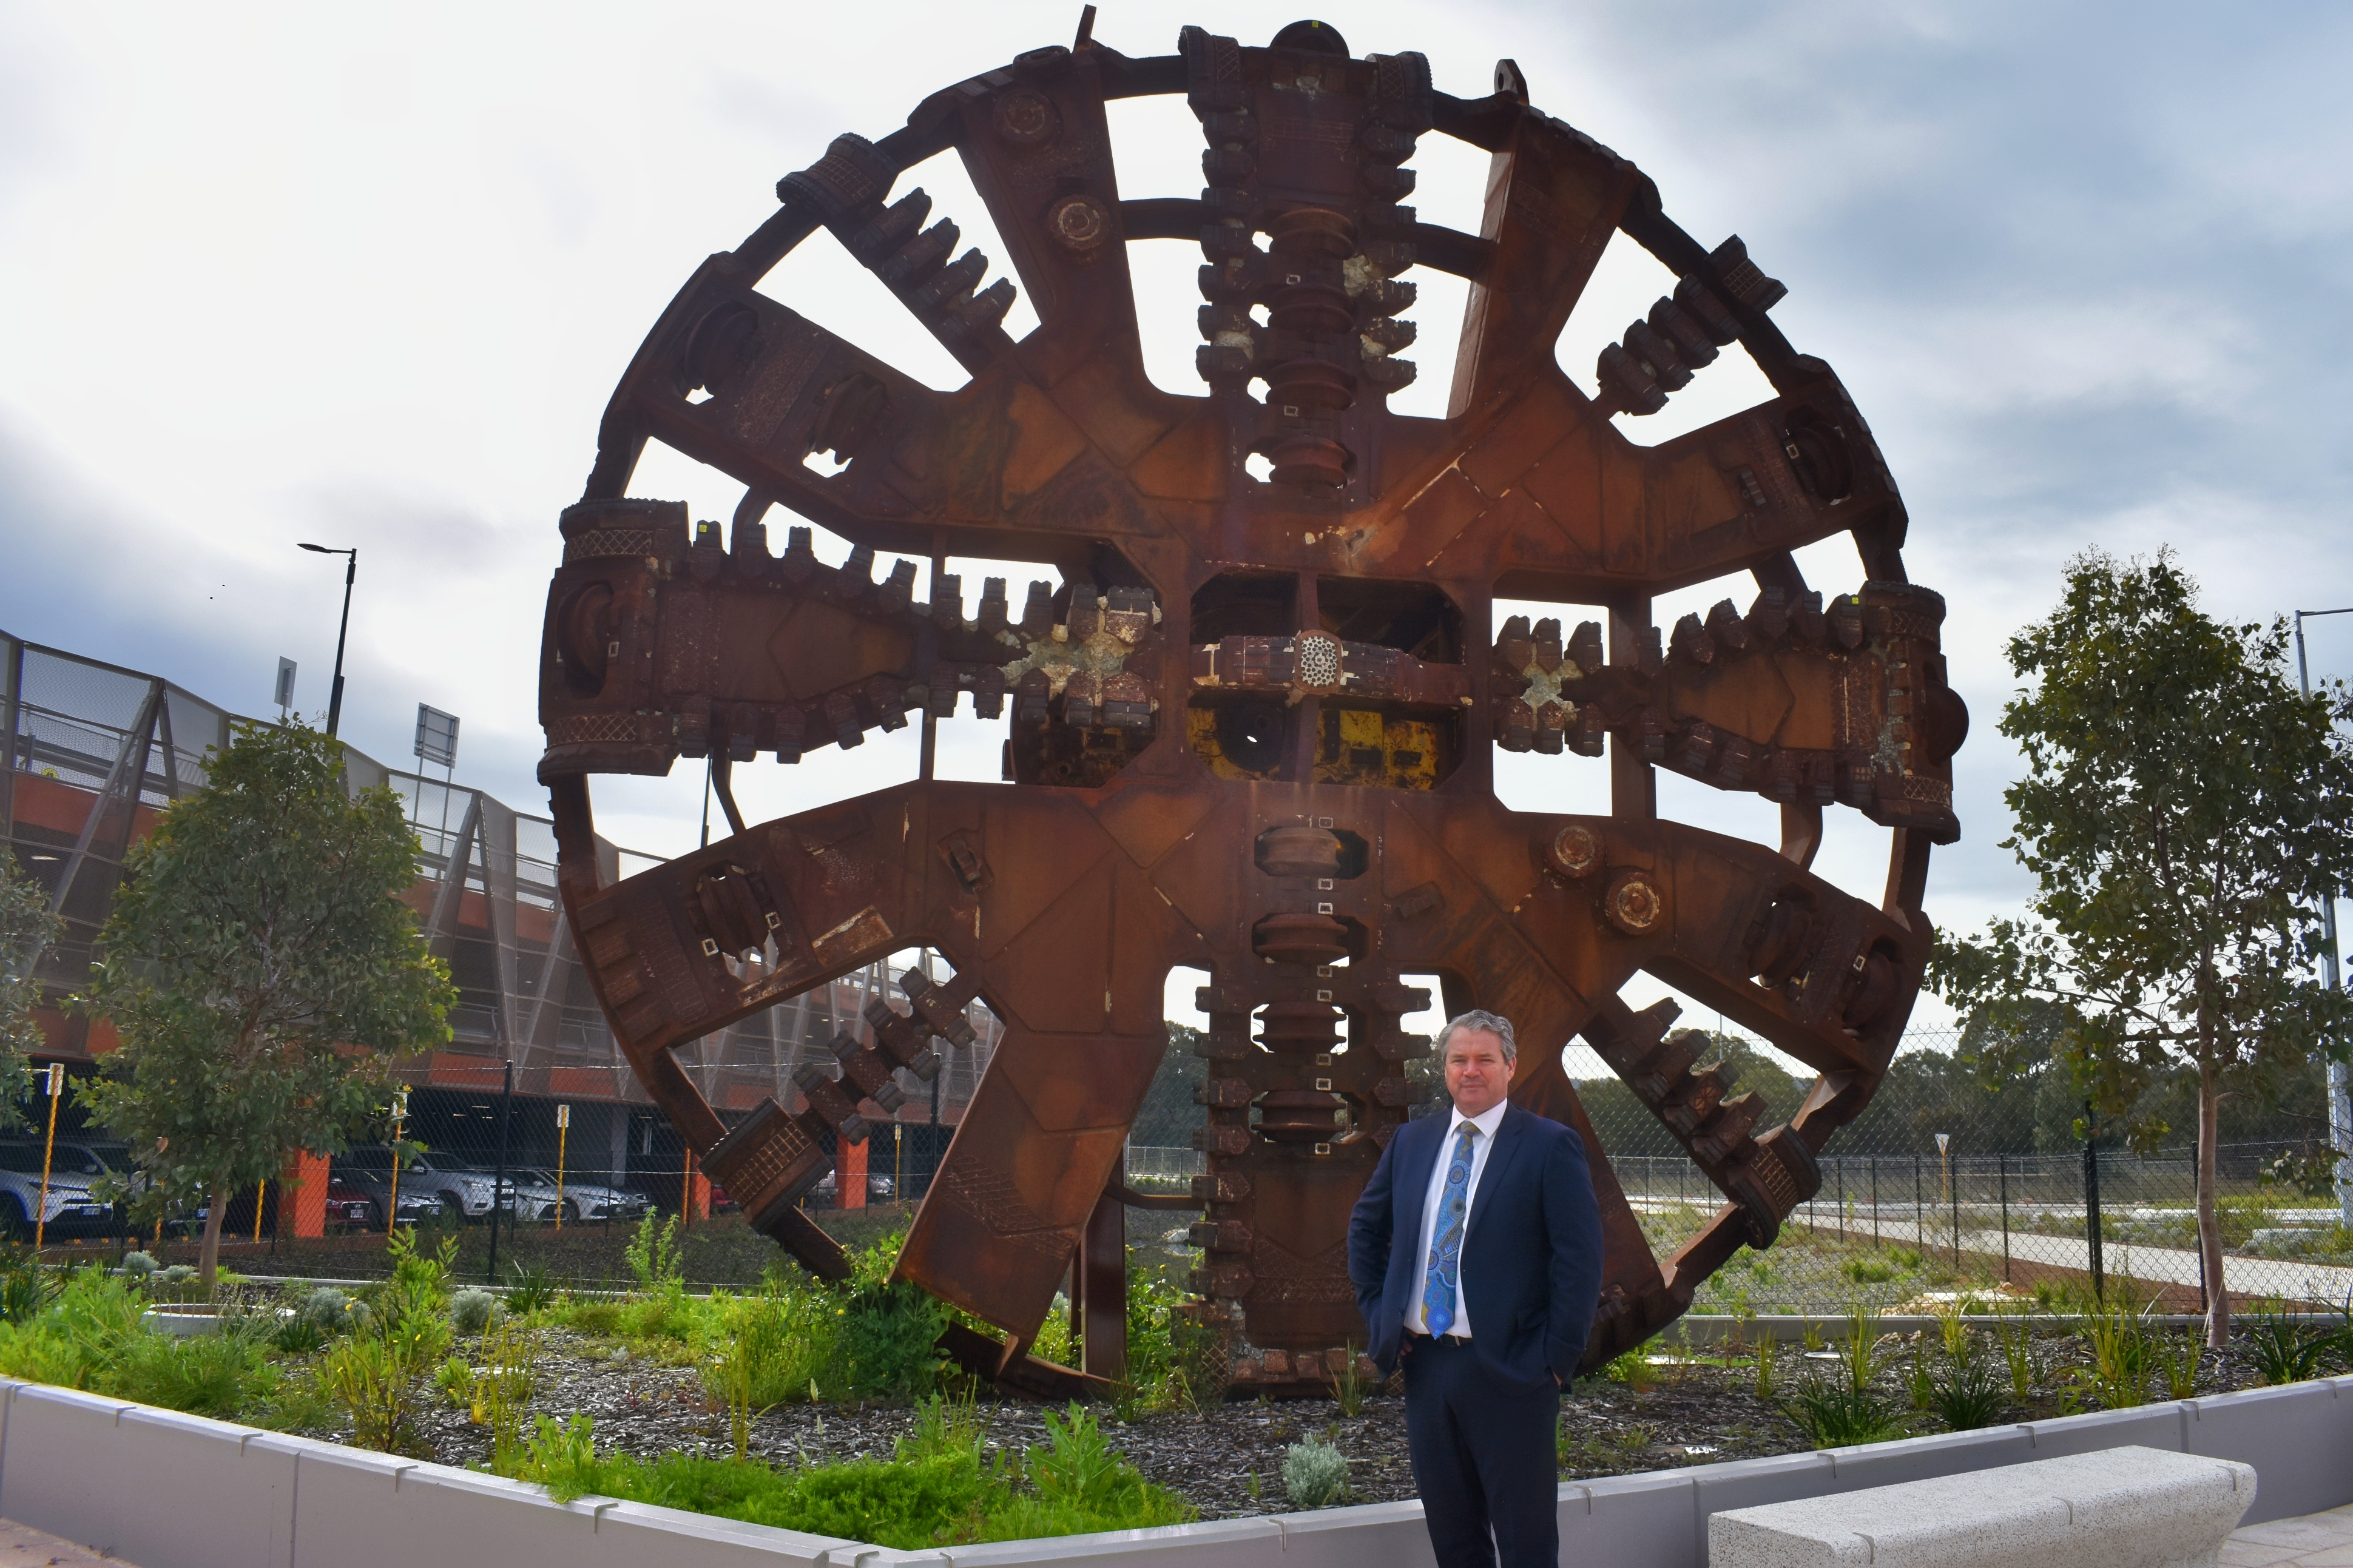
top-left (1347, 1009), bottom-right (1603, 1568)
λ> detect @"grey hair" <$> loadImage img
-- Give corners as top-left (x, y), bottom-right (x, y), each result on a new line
top-left (1434, 1009), bottom-right (1516, 1064)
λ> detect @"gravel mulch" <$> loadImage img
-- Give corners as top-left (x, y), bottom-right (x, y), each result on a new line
top-left (299, 1324), bottom-right (2278, 1524)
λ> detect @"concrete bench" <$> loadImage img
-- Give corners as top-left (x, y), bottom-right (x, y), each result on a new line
top-left (1709, 1445), bottom-right (2257, 1568)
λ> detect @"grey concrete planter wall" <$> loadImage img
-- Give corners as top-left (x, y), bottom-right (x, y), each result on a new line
top-left (2, 1375), bottom-right (2348, 1568)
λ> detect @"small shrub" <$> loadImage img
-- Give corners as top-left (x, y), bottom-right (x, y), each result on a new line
top-left (274, 1314), bottom-right (329, 1355)
top-left (1924, 1347), bottom-right (2005, 1431)
top-left (838, 1233), bottom-right (945, 1398)
top-left (114, 1328), bottom-right (279, 1417)
top-left (2080, 1299), bottom-right (2151, 1408)
top-left (2241, 1311), bottom-right (2332, 1387)
top-left (0, 1253), bottom-right (49, 1324)
top-left (1903, 1344), bottom-right (1936, 1411)
top-left (434, 1354), bottom-right (474, 1408)
top-left (449, 1287), bottom-right (502, 1336)
top-left (2150, 1331), bottom-right (2200, 1401)
top-left (1282, 1435), bottom-right (1349, 1509)
top-left (504, 1262), bottom-right (558, 1317)
top-left (1602, 1345), bottom-right (1655, 1390)
top-left (626, 1213), bottom-right (684, 1292)
top-left (553, 1297), bottom-right (624, 1336)
top-left (321, 1253), bottom-right (451, 1456)
top-left (1843, 1257), bottom-right (1897, 1285)
top-left (516, 1413), bottom-right (599, 1495)
top-left (1835, 1302), bottom-right (1888, 1397)
top-left (468, 1314), bottom-right (539, 1471)
top-left (1782, 1378), bottom-right (1903, 1449)
top-left (119, 1251), bottom-right (158, 1283)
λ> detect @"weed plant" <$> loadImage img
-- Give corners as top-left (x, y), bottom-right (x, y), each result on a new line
top-left (1330, 1345), bottom-right (1368, 1419)
top-left (1751, 1331), bottom-right (1778, 1398)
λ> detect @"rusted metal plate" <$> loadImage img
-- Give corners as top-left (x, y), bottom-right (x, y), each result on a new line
top-left (538, 19), bottom-right (1962, 1391)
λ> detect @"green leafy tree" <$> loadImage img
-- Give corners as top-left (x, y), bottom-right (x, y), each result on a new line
top-left (77, 721), bottom-right (454, 1291)
top-left (1932, 550), bottom-right (2353, 1345)
top-left (1, 855), bottom-right (65, 1128)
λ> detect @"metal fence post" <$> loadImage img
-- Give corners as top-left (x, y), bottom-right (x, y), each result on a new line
top-left (1871, 1158), bottom-right (1880, 1247)
top-left (2192, 1137), bottom-right (2207, 1314)
top-left (2083, 1102), bottom-right (2104, 1300)
top-left (1999, 1153), bottom-right (2011, 1282)
top-left (487, 1058), bottom-right (513, 1285)
top-left (1914, 1154), bottom-right (1923, 1253)
top-left (1950, 1155), bottom-right (1962, 1267)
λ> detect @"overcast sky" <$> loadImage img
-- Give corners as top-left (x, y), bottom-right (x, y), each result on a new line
top-left (4, 1), bottom-right (2350, 1046)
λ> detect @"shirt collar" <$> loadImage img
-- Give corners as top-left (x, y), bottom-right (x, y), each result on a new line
top-left (1449, 1099), bottom-right (1509, 1142)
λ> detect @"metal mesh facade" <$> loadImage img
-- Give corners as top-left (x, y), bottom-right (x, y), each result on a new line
top-left (0, 628), bottom-right (1000, 1124)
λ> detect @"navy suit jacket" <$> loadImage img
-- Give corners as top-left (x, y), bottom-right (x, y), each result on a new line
top-left (1346, 1102), bottom-right (1604, 1387)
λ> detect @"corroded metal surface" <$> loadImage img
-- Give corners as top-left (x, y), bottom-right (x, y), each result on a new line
top-left (537, 18), bottom-right (1965, 1394)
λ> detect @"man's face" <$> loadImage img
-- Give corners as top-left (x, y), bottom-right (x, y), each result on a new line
top-left (1443, 1027), bottom-right (1513, 1118)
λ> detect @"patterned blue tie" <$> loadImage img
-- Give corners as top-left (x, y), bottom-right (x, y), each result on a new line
top-left (1421, 1121), bottom-right (1480, 1337)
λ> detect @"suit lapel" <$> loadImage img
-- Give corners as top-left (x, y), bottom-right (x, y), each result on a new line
top-left (1400, 1113), bottom-right (1445, 1222)
top-left (1465, 1104), bottom-right (1531, 1245)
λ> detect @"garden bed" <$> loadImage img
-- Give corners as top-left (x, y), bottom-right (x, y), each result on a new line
top-left (0, 1220), bottom-right (2340, 1541)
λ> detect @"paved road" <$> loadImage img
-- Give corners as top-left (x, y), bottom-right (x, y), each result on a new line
top-left (1, 1519), bottom-right (136, 1566)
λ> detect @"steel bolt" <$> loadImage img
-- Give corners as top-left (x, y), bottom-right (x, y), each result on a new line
top-left (1047, 193), bottom-right (1111, 252)
top-left (1602, 869), bottom-right (1664, 935)
top-left (1548, 823), bottom-right (1602, 880)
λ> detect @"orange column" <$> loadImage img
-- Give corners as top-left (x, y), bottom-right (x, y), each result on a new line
top-left (838, 1134), bottom-right (867, 1210)
top-left (687, 1168), bottom-right (712, 1220)
top-left (282, 1151), bottom-right (329, 1239)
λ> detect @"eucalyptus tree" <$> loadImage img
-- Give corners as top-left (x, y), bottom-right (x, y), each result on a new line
top-left (1934, 550), bottom-right (2353, 1345)
top-left (0, 855), bottom-right (62, 1126)
top-left (80, 721), bottom-right (454, 1290)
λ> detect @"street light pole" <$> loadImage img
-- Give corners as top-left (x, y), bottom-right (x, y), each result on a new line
top-left (2294, 607), bottom-right (2353, 1225)
top-left (298, 543), bottom-right (358, 736)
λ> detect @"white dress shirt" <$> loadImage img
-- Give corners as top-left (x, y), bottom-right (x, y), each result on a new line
top-left (1403, 1097), bottom-right (1510, 1336)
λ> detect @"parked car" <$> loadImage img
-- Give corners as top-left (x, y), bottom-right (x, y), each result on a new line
top-left (509, 1169), bottom-right (649, 1225)
top-left (333, 1146), bottom-right (511, 1223)
top-left (0, 1140), bottom-right (115, 1237)
top-left (323, 1175), bottom-right (442, 1230)
top-left (323, 1176), bottom-right (376, 1230)
top-left (806, 1170), bottom-right (895, 1208)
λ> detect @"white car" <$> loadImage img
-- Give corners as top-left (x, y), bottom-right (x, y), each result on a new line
top-left (0, 1141), bottom-right (114, 1236)
top-left (509, 1169), bottom-right (650, 1224)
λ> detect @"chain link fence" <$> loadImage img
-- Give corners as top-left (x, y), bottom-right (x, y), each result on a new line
top-left (1577, 1028), bottom-right (2353, 1315)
